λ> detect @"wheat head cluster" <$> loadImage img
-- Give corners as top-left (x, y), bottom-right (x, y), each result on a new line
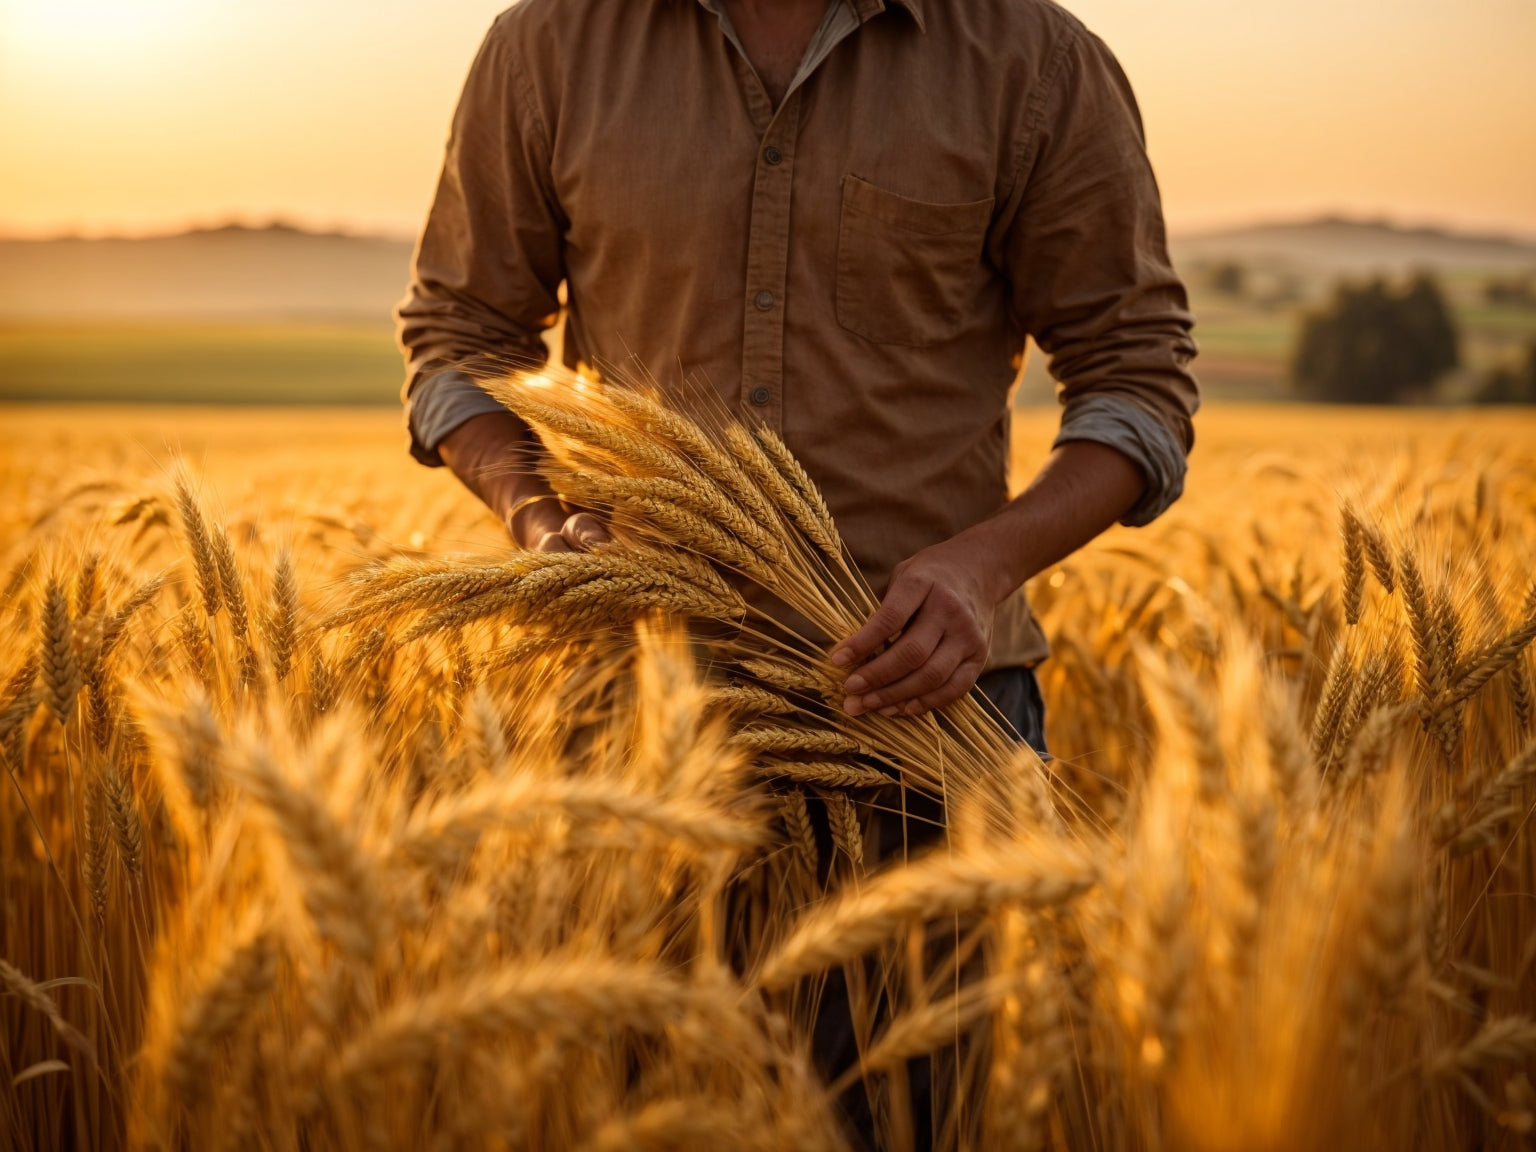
top-left (1, 380), bottom-right (1534, 1152)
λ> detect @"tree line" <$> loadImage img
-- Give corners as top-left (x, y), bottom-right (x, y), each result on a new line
top-left (1289, 274), bottom-right (1535, 404)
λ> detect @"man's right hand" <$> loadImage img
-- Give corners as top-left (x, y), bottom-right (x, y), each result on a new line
top-left (438, 410), bottom-right (611, 552)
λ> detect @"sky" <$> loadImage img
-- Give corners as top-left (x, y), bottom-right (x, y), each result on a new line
top-left (1, 0), bottom-right (1534, 240)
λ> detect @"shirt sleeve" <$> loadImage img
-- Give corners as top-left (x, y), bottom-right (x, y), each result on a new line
top-left (996, 27), bottom-right (1200, 525)
top-left (404, 369), bottom-right (514, 466)
top-left (394, 16), bottom-right (565, 467)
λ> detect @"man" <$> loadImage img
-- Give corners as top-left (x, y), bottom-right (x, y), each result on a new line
top-left (397, 0), bottom-right (1197, 745)
top-left (397, 0), bottom-right (1195, 1142)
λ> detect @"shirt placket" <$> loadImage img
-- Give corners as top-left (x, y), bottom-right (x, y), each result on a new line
top-left (738, 89), bottom-right (802, 430)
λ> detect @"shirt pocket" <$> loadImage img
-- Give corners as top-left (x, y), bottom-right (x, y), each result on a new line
top-left (834, 175), bottom-right (996, 348)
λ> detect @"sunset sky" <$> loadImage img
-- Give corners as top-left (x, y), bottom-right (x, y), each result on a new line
top-left (1, 0), bottom-right (1533, 240)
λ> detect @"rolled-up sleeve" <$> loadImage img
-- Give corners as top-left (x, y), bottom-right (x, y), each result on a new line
top-left (997, 27), bottom-right (1200, 524)
top-left (395, 16), bottom-right (565, 466)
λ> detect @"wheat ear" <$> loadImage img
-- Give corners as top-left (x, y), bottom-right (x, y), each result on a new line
top-left (160, 930), bottom-right (278, 1108)
top-left (759, 837), bottom-right (1095, 987)
top-left (576, 1098), bottom-right (760, 1152)
top-left (40, 579), bottom-right (81, 726)
top-left (101, 759), bottom-right (144, 882)
top-left (1341, 504), bottom-right (1366, 625)
top-left (0, 958), bottom-right (93, 1056)
top-left (230, 741), bottom-right (384, 964)
top-left (330, 959), bottom-right (708, 1084)
top-left (265, 551), bottom-right (299, 682)
top-left (393, 775), bottom-right (762, 870)
top-left (175, 477), bottom-right (222, 618)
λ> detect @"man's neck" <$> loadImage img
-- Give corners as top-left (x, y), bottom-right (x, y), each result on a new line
top-left (721, 0), bottom-right (830, 108)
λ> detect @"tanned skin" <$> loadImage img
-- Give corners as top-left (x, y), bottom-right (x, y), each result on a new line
top-left (437, 0), bottom-right (1149, 716)
top-left (828, 442), bottom-right (1144, 716)
top-left (438, 411), bottom-right (610, 553)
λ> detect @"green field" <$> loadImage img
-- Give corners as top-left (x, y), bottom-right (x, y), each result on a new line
top-left (0, 320), bottom-right (403, 404)
top-left (0, 300), bottom-right (1529, 407)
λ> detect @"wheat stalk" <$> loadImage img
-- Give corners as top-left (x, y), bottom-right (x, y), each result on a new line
top-left (230, 738), bottom-right (385, 965)
top-left (329, 959), bottom-right (711, 1084)
top-left (0, 958), bottom-right (94, 1057)
top-left (265, 551), bottom-right (299, 682)
top-left (759, 837), bottom-right (1096, 987)
top-left (176, 477), bottom-right (222, 618)
top-left (40, 579), bottom-right (81, 726)
top-left (393, 775), bottom-right (763, 870)
top-left (159, 929), bottom-right (278, 1108)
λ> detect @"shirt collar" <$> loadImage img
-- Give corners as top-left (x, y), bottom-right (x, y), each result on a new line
top-left (691, 0), bottom-right (926, 35)
top-left (853, 0), bottom-right (925, 32)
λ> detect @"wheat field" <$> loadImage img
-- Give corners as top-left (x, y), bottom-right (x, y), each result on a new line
top-left (2, 391), bottom-right (1534, 1152)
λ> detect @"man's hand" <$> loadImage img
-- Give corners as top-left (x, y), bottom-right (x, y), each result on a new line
top-left (438, 411), bottom-right (611, 552)
top-left (830, 531), bottom-right (1007, 718)
top-left (830, 440), bottom-right (1150, 718)
top-left (508, 495), bottom-right (610, 553)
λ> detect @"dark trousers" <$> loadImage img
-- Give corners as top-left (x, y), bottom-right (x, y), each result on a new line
top-left (811, 666), bottom-right (1050, 1152)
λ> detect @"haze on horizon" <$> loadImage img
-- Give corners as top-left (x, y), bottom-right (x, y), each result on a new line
top-left (2, 0), bottom-right (1534, 241)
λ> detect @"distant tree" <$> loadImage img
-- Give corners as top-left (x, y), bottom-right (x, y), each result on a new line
top-left (1399, 274), bottom-right (1461, 378)
top-left (1291, 273), bottom-right (1460, 403)
top-left (1484, 275), bottom-right (1536, 310)
top-left (1475, 341), bottom-right (1536, 404)
top-left (1210, 261), bottom-right (1246, 298)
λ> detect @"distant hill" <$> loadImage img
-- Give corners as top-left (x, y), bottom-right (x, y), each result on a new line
top-left (0, 224), bottom-right (415, 321)
top-left (1173, 217), bottom-right (1536, 276)
top-left (5, 217), bottom-right (1535, 323)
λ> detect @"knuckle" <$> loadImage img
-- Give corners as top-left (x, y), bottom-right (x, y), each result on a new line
top-left (912, 665), bottom-right (946, 694)
top-left (890, 642), bottom-right (925, 677)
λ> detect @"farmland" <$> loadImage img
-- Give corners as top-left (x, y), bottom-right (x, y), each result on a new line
top-left (4, 218), bottom-right (1534, 406)
top-left (2, 395), bottom-right (1534, 1150)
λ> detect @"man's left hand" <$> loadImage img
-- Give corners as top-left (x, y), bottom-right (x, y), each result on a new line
top-left (829, 530), bottom-right (1008, 718)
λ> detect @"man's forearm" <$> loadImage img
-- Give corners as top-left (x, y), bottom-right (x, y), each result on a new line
top-left (437, 411), bottom-right (554, 523)
top-left (440, 411), bottom-right (612, 553)
top-left (966, 440), bottom-right (1148, 604)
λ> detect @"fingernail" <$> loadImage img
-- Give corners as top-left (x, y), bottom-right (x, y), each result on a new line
top-left (844, 675), bottom-right (868, 695)
top-left (842, 696), bottom-right (863, 716)
top-left (829, 648), bottom-right (853, 668)
top-left (879, 706), bottom-right (899, 718)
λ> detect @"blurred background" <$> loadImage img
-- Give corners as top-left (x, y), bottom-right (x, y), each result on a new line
top-left (2, 0), bottom-right (1534, 407)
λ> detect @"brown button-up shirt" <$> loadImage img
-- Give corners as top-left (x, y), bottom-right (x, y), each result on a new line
top-left (397, 0), bottom-right (1199, 668)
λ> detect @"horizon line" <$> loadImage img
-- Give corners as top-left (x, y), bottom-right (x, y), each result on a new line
top-left (3, 210), bottom-right (1536, 248)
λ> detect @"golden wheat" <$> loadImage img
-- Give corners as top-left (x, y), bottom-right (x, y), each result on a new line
top-left (2, 388), bottom-right (1535, 1152)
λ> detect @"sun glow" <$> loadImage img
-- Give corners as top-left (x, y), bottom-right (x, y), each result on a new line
top-left (1, 0), bottom-right (208, 60)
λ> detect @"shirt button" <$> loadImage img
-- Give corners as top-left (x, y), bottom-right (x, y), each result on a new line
top-left (764, 146), bottom-right (783, 166)
top-left (754, 290), bottom-right (775, 311)
top-left (750, 387), bottom-right (771, 406)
